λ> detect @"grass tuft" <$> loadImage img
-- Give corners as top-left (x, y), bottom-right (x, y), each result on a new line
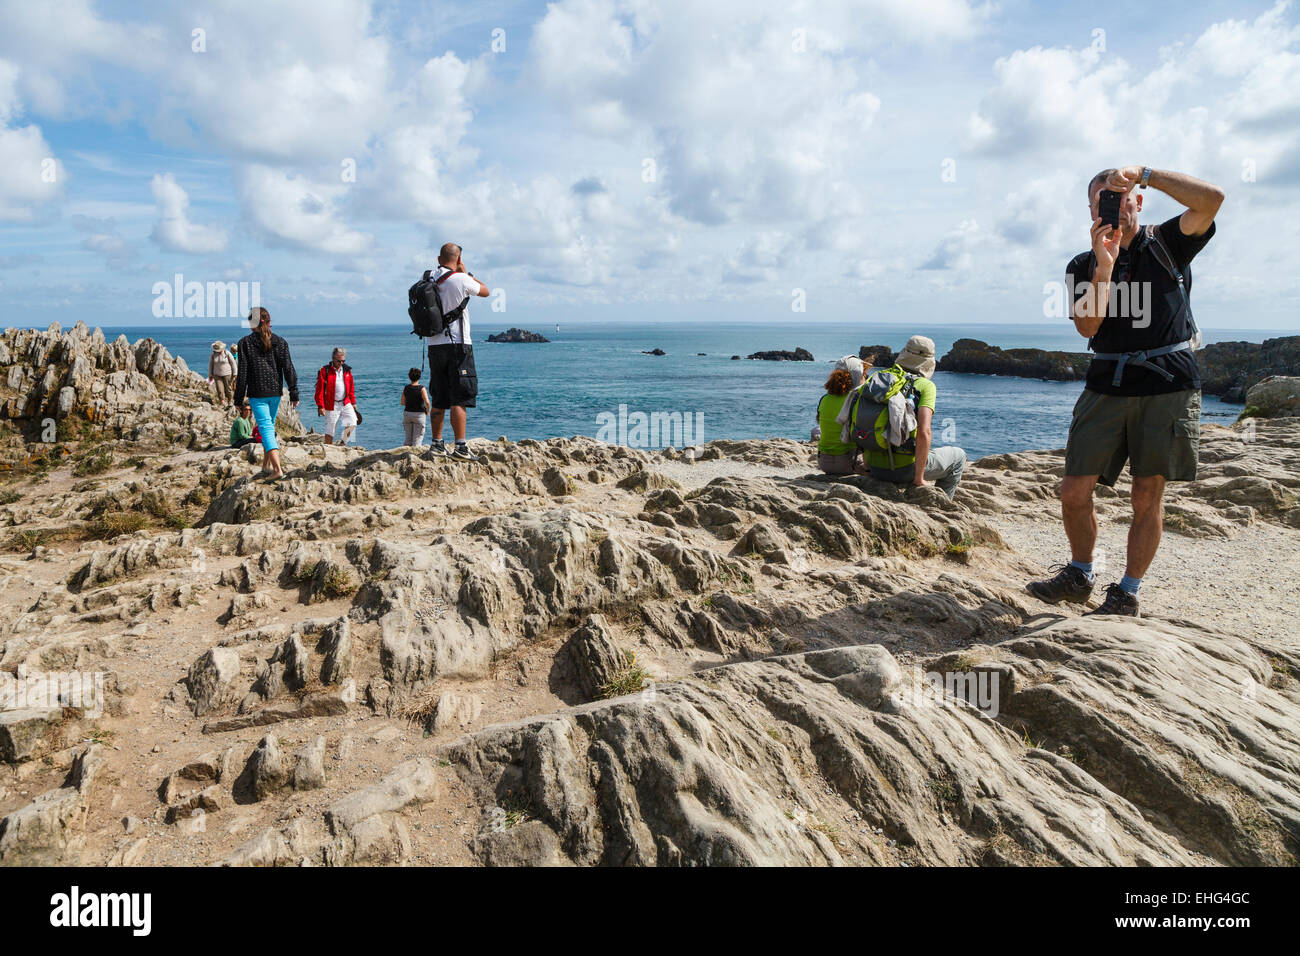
top-left (600, 651), bottom-right (653, 699)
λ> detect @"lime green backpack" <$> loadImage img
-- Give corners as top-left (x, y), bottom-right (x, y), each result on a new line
top-left (846, 365), bottom-right (920, 469)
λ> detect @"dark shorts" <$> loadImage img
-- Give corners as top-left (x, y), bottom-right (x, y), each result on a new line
top-left (1065, 388), bottom-right (1201, 486)
top-left (817, 451), bottom-right (858, 475)
top-left (427, 344), bottom-right (478, 410)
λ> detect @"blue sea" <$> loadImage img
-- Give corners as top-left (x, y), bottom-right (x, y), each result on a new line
top-left (99, 320), bottom-right (1250, 461)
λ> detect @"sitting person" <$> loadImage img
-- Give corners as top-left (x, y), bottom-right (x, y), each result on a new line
top-left (815, 355), bottom-right (866, 474)
top-left (859, 335), bottom-right (966, 499)
top-left (230, 401), bottom-right (258, 448)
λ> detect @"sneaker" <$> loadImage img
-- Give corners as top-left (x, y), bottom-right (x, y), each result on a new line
top-left (1083, 583), bottom-right (1140, 618)
top-left (429, 439), bottom-right (448, 456)
top-left (1026, 563), bottom-right (1095, 604)
top-left (450, 444), bottom-right (480, 463)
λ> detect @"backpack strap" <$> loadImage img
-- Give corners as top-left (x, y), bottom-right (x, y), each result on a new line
top-left (1143, 223), bottom-right (1200, 347)
top-left (1091, 341), bottom-right (1195, 387)
top-left (433, 268), bottom-right (470, 327)
top-left (1143, 224), bottom-right (1180, 282)
top-left (1090, 224), bottom-right (1201, 385)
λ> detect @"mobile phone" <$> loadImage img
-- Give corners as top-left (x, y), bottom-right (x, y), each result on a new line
top-left (1098, 189), bottom-right (1123, 230)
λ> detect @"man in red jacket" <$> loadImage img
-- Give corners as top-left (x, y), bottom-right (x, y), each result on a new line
top-left (314, 348), bottom-right (358, 445)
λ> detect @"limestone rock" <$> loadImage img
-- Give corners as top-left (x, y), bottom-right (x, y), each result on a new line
top-left (1244, 375), bottom-right (1300, 418)
top-left (317, 617), bottom-right (352, 685)
top-left (563, 614), bottom-right (630, 700)
top-left (0, 708), bottom-right (62, 763)
top-left (0, 744), bottom-right (103, 865)
top-left (244, 735), bottom-right (287, 801)
top-left (293, 736), bottom-right (327, 791)
top-left (187, 647), bottom-right (240, 716)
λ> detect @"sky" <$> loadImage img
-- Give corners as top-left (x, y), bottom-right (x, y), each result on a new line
top-left (1, 0), bottom-right (1298, 332)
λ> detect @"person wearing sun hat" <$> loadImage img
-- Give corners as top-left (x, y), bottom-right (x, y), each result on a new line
top-left (896, 335), bottom-right (937, 378)
top-left (861, 335), bottom-right (967, 498)
top-left (208, 340), bottom-right (236, 405)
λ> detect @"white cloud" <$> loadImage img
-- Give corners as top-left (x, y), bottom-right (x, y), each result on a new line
top-left (0, 1), bottom-right (161, 117)
top-left (236, 164), bottom-right (372, 258)
top-left (70, 215), bottom-right (134, 269)
top-left (0, 58), bottom-right (63, 222)
top-left (919, 218), bottom-right (980, 271)
top-left (529, 0), bottom-right (891, 231)
top-left (149, 173), bottom-right (228, 254)
top-left (149, 0), bottom-right (392, 163)
top-left (966, 2), bottom-right (1300, 187)
top-left (4, 0), bottom-right (1299, 330)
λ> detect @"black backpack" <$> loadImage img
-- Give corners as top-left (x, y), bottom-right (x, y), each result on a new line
top-left (408, 269), bottom-right (470, 339)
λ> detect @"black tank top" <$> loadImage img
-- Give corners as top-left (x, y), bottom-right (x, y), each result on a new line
top-left (403, 383), bottom-right (426, 412)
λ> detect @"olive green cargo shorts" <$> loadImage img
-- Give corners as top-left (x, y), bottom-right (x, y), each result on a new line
top-left (1064, 388), bottom-right (1201, 487)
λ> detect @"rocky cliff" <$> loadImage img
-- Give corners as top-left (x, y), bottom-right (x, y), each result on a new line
top-left (1, 325), bottom-right (1298, 868)
top-left (0, 322), bottom-right (303, 475)
top-left (939, 335), bottom-right (1300, 401)
top-left (1200, 337), bottom-right (1300, 402)
top-left (938, 338), bottom-right (1092, 381)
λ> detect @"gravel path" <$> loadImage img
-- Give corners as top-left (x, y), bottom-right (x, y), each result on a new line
top-left (999, 515), bottom-right (1300, 649)
top-left (650, 454), bottom-right (1300, 652)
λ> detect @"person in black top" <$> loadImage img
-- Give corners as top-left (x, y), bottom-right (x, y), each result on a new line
top-left (1028, 166), bottom-right (1223, 618)
top-left (400, 367), bottom-right (431, 447)
top-left (232, 307), bottom-right (299, 480)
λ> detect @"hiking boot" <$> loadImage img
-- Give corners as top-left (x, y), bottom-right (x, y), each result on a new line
top-left (1083, 583), bottom-right (1140, 618)
top-left (450, 444), bottom-right (480, 463)
top-left (1026, 563), bottom-right (1094, 604)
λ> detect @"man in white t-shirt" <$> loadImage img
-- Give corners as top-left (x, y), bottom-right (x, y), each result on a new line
top-left (427, 242), bottom-right (490, 460)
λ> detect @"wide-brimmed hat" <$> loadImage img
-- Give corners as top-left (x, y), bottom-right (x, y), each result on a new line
top-left (212, 341), bottom-right (226, 351)
top-left (897, 335), bottom-right (936, 378)
top-left (834, 355), bottom-right (865, 388)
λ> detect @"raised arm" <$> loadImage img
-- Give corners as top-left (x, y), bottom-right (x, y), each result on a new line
top-left (457, 255), bottom-right (491, 297)
top-left (1071, 220), bottom-right (1119, 339)
top-left (1106, 166), bottom-right (1224, 236)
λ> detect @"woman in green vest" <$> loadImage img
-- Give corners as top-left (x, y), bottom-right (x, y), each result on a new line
top-left (815, 355), bottom-right (866, 474)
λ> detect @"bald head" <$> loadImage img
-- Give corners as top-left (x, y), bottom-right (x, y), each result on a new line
top-left (438, 243), bottom-right (462, 266)
top-left (1088, 168), bottom-right (1117, 201)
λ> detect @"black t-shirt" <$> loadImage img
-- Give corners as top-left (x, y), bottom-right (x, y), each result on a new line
top-left (1067, 214), bottom-right (1215, 396)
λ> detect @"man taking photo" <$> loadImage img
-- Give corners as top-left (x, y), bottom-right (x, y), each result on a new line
top-left (428, 242), bottom-right (490, 461)
top-left (1028, 165), bottom-right (1224, 617)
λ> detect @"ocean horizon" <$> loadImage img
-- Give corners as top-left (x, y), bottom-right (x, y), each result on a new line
top-left (79, 318), bottom-right (1252, 461)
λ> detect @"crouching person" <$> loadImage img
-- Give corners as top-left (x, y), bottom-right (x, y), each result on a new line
top-left (852, 335), bottom-right (967, 499)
